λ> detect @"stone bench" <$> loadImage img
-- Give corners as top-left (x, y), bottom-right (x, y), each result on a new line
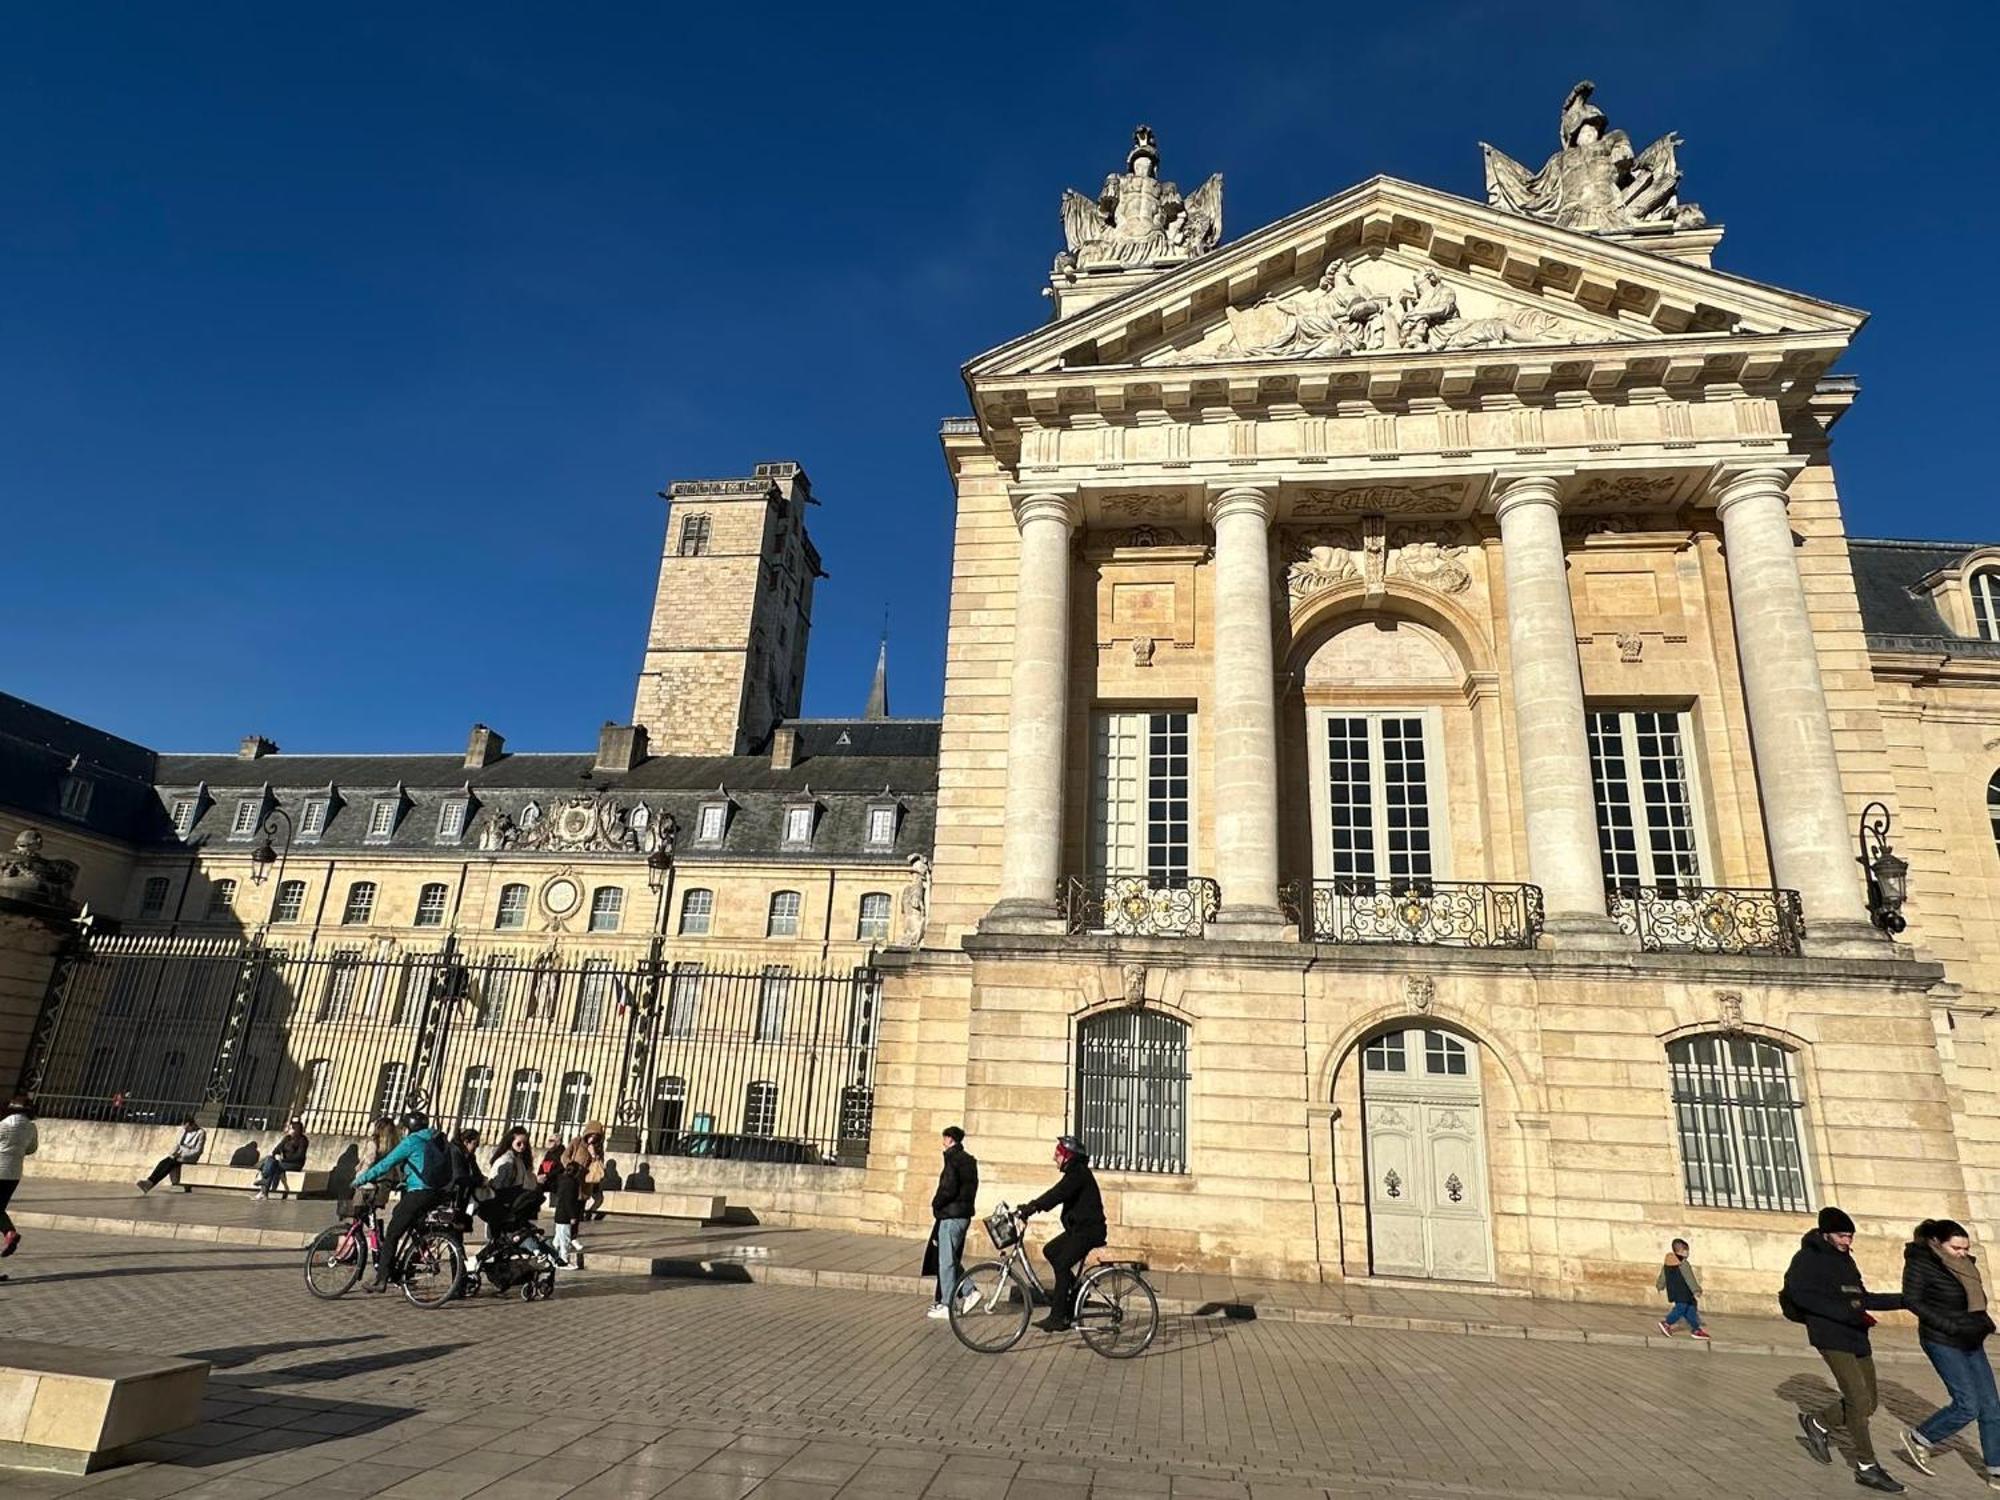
top-left (594, 1189), bottom-right (725, 1222)
top-left (0, 1340), bottom-right (208, 1474)
top-left (34, 1159), bottom-right (334, 1198)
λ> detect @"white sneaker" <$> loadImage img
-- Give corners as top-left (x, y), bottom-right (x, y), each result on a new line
top-left (926, 1304), bottom-right (949, 1320)
top-left (1900, 1430), bottom-right (1937, 1477)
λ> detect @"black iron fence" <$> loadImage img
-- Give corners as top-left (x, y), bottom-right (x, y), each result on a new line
top-left (19, 932), bottom-right (881, 1166)
top-left (1607, 885), bottom-right (1805, 958)
top-left (1063, 874), bottom-right (1221, 938)
top-left (1281, 878), bottom-right (1545, 949)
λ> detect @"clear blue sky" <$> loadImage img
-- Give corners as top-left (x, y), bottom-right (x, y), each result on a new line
top-left (5, 5), bottom-right (1993, 751)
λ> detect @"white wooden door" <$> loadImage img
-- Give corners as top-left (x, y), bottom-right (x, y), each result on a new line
top-left (1361, 1028), bottom-right (1493, 1282)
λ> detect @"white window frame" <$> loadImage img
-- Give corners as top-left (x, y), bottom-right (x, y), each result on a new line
top-left (744, 1080), bottom-right (779, 1137)
top-left (1089, 709), bottom-right (1197, 882)
top-left (230, 798), bottom-right (262, 840)
top-left (1973, 568), bottom-right (2000, 643)
top-left (588, 886), bottom-right (624, 933)
top-left (298, 798), bottom-right (328, 841)
top-left (678, 888), bottom-right (715, 936)
top-left (342, 882), bottom-right (377, 926)
top-left (782, 803), bottom-right (816, 848)
top-left (1587, 707), bottom-right (1713, 894)
top-left (507, 1067), bottom-right (544, 1123)
top-left (413, 883), bottom-right (450, 927)
top-left (856, 891), bottom-right (892, 942)
top-left (557, 1071), bottom-right (594, 1135)
top-left (865, 803), bottom-right (899, 848)
top-left (756, 969), bottom-right (790, 1040)
top-left (206, 879), bottom-right (237, 919)
top-left (171, 798), bottom-right (197, 838)
top-left (458, 1065), bottom-right (493, 1122)
top-left (767, 890), bottom-right (802, 938)
top-left (1305, 707), bottom-right (1451, 884)
top-left (365, 799), bottom-right (398, 843)
top-left (273, 879), bottom-right (307, 924)
top-left (60, 775), bottom-right (94, 819)
top-left (495, 884), bottom-right (529, 930)
top-left (436, 799), bottom-right (469, 844)
top-left (696, 803), bottom-right (729, 845)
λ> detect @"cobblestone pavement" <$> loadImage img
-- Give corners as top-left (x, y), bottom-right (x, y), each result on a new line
top-left (0, 1230), bottom-right (1977, 1499)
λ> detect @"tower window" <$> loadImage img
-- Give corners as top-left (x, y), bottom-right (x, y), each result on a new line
top-left (678, 513), bottom-right (712, 557)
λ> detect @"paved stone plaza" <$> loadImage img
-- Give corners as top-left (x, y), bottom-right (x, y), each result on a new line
top-left (0, 1227), bottom-right (1981, 1499)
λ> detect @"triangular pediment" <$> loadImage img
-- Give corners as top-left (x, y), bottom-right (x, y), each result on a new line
top-left (967, 177), bottom-right (1864, 384)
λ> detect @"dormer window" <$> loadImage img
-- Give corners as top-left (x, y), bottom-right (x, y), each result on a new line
top-left (230, 797), bottom-right (263, 840)
top-left (437, 798), bottom-right (470, 844)
top-left (59, 775), bottom-right (94, 820)
top-left (1974, 567), bottom-right (2000, 642)
top-left (171, 798), bottom-right (198, 838)
top-left (696, 801), bottom-right (730, 846)
top-left (299, 798), bottom-right (329, 841)
top-left (782, 803), bottom-right (817, 848)
top-left (865, 801), bottom-right (900, 849)
top-left (366, 799), bottom-right (399, 843)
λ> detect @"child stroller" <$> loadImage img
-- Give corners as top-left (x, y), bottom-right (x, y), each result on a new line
top-left (470, 1187), bottom-right (560, 1301)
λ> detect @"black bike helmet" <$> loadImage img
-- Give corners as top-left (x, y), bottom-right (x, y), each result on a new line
top-left (400, 1108), bottom-right (430, 1132)
top-left (1055, 1134), bottom-right (1086, 1163)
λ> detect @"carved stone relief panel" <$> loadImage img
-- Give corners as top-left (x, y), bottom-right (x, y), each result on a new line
top-left (1292, 482), bottom-right (1464, 518)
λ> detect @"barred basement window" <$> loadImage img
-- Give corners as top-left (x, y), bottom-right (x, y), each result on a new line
top-left (744, 1080), bottom-right (778, 1137)
top-left (1668, 1034), bottom-right (1811, 1213)
top-left (1075, 1009), bottom-right (1190, 1175)
top-left (413, 883), bottom-right (449, 927)
top-left (838, 1085), bottom-right (874, 1143)
top-left (1974, 568), bottom-right (2000, 642)
top-left (273, 879), bottom-right (307, 924)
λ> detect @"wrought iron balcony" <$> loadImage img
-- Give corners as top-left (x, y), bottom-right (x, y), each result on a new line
top-left (1607, 884), bottom-right (1805, 957)
top-left (1281, 878), bottom-right (1544, 949)
top-left (1063, 874), bottom-right (1221, 939)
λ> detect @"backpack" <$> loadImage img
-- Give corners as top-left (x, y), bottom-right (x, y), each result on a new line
top-left (414, 1130), bottom-right (452, 1190)
top-left (1778, 1287), bottom-right (1808, 1324)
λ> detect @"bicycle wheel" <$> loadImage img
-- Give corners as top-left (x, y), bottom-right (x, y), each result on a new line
top-left (303, 1223), bottom-right (366, 1299)
top-left (1076, 1267), bottom-right (1158, 1359)
top-left (947, 1261), bottom-right (1033, 1353)
top-left (400, 1230), bottom-right (464, 1309)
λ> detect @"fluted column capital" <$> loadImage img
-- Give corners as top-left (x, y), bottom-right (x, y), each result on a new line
top-left (1206, 485), bottom-right (1276, 527)
top-left (1010, 490), bottom-right (1080, 531)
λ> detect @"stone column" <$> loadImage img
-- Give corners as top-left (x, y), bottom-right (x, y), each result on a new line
top-left (1494, 473), bottom-right (1619, 945)
top-left (1207, 485), bottom-right (1287, 937)
top-left (1714, 466), bottom-right (1878, 949)
top-left (984, 492), bottom-right (1079, 930)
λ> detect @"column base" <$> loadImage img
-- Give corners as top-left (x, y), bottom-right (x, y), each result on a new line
top-left (1803, 918), bottom-right (1901, 961)
top-left (977, 899), bottom-right (1067, 936)
top-left (1210, 904), bottom-right (1295, 943)
top-left (1540, 912), bottom-right (1634, 953)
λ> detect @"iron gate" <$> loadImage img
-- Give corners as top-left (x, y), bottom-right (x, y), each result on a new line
top-left (18, 931), bottom-right (882, 1165)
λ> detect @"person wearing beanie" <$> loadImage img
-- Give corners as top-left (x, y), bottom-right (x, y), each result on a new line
top-left (1783, 1206), bottom-right (1908, 1492)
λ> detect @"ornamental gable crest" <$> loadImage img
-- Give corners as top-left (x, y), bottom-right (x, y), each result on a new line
top-left (478, 794), bottom-right (676, 855)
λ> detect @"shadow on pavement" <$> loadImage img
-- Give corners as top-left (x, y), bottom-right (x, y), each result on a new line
top-left (226, 1341), bottom-right (473, 1385)
top-left (179, 1334), bottom-right (384, 1369)
top-left (112, 1388), bottom-right (421, 1473)
top-left (8, 1259), bottom-right (286, 1287)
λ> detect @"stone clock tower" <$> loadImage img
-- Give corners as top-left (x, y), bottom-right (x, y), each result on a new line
top-left (632, 460), bottom-right (821, 757)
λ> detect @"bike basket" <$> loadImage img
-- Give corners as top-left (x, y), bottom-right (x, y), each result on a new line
top-left (983, 1208), bottom-right (1021, 1250)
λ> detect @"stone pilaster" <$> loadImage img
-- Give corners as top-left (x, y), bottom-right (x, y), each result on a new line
top-left (1714, 465), bottom-right (1880, 952)
top-left (1494, 473), bottom-right (1619, 946)
top-left (983, 492), bottom-right (1079, 931)
top-left (1207, 485), bottom-right (1287, 937)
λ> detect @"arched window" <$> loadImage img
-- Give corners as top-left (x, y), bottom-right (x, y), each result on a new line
top-left (1989, 770), bottom-right (2000, 861)
top-left (767, 890), bottom-right (802, 937)
top-left (654, 1075), bottom-right (687, 1140)
top-left (206, 878), bottom-right (237, 919)
top-left (273, 879), bottom-right (308, 924)
top-left (678, 888), bottom-right (715, 935)
top-left (457, 1065), bottom-right (493, 1123)
top-left (1667, 1034), bottom-right (1810, 1212)
top-left (507, 1068), bottom-right (544, 1125)
top-left (414, 883), bottom-right (450, 927)
top-left (1972, 568), bottom-right (2000, 642)
top-left (557, 1071), bottom-right (594, 1134)
top-left (373, 1061), bottom-right (409, 1118)
top-left (573, 960), bottom-right (615, 1033)
top-left (744, 1081), bottom-right (778, 1137)
top-left (495, 883), bottom-right (529, 929)
top-left (341, 882), bottom-right (377, 925)
top-left (856, 892), bottom-right (892, 942)
top-left (1075, 1009), bottom-right (1190, 1174)
top-left (588, 886), bottom-right (624, 933)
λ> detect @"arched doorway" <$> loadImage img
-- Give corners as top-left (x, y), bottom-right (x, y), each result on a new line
top-left (1360, 1026), bottom-right (1493, 1281)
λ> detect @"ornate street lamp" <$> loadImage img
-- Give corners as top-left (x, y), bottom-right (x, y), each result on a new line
top-left (247, 805), bottom-right (294, 889)
top-left (1857, 800), bottom-right (1909, 935)
top-left (645, 840), bottom-right (673, 895)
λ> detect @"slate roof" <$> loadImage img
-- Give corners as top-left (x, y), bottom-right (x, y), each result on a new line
top-left (0, 690), bottom-right (170, 842)
top-left (1848, 539), bottom-right (2000, 659)
top-left (149, 719), bottom-right (940, 864)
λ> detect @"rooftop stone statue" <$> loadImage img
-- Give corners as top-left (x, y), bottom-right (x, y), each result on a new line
top-left (1481, 81), bottom-right (1705, 234)
top-left (1056, 125), bottom-right (1222, 275)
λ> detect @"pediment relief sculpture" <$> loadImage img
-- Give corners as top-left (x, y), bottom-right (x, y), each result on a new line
top-left (1482, 81), bottom-right (1705, 234)
top-left (1057, 125), bottom-right (1223, 276)
top-left (1295, 483), bottom-right (1463, 517)
top-left (1160, 259), bottom-right (1613, 365)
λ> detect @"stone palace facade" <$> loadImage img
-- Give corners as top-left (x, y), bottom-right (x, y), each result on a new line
top-left (6, 86), bottom-right (2000, 1307)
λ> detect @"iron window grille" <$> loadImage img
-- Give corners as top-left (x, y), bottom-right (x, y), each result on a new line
top-left (1668, 1033), bottom-right (1812, 1213)
top-left (1075, 1008), bottom-right (1190, 1175)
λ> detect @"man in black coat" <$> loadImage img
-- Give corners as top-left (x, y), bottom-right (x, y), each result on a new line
top-left (927, 1126), bottom-right (978, 1319)
top-left (1784, 1205), bottom-right (1908, 1493)
top-left (1020, 1135), bottom-right (1107, 1332)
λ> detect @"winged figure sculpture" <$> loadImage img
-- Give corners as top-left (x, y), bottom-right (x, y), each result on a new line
top-left (1056, 125), bottom-right (1223, 274)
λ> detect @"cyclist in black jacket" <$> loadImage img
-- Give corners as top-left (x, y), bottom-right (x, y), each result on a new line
top-left (1019, 1135), bottom-right (1106, 1332)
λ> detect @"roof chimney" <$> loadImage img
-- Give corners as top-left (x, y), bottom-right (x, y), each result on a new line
top-left (770, 724), bottom-right (799, 772)
top-left (595, 722), bottom-right (648, 774)
top-left (464, 724), bottom-right (505, 770)
top-left (238, 735), bottom-right (279, 759)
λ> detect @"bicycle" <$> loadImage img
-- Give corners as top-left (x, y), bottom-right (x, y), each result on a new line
top-left (948, 1202), bottom-right (1159, 1358)
top-left (303, 1197), bottom-right (466, 1309)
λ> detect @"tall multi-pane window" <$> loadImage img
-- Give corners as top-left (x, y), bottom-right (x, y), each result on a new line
top-left (374, 1061), bottom-right (409, 1118)
top-left (413, 883), bottom-right (450, 927)
top-left (1587, 709), bottom-right (1704, 894)
top-left (171, 798), bottom-right (198, 837)
top-left (1318, 713), bottom-right (1438, 884)
top-left (139, 876), bottom-right (171, 917)
top-left (299, 798), bottom-right (328, 840)
top-left (767, 891), bottom-right (802, 938)
top-left (206, 879), bottom-right (237, 919)
top-left (856, 892), bottom-right (892, 942)
top-left (743, 1081), bottom-right (778, 1137)
top-left (574, 961), bottom-right (615, 1033)
top-left (231, 798), bottom-right (262, 838)
top-left (667, 964), bottom-right (701, 1037)
top-left (679, 889), bottom-right (714, 936)
top-left (1075, 1009), bottom-right (1190, 1174)
top-left (342, 882), bottom-right (377, 925)
top-left (457, 1065), bottom-right (494, 1123)
top-left (436, 800), bottom-right (468, 843)
top-left (273, 879), bottom-right (307, 924)
top-left (365, 800), bottom-right (398, 842)
top-left (557, 1071), bottom-right (594, 1134)
top-left (755, 967), bottom-right (790, 1041)
top-left (866, 805), bottom-right (898, 848)
top-left (1973, 568), bottom-right (2000, 642)
top-left (678, 513), bottom-right (712, 557)
top-left (508, 1067), bottom-right (544, 1124)
top-left (495, 884), bottom-right (530, 929)
top-left (588, 887), bottom-right (624, 933)
top-left (1667, 1034), bottom-right (1810, 1212)
top-left (1090, 710), bottom-right (1192, 883)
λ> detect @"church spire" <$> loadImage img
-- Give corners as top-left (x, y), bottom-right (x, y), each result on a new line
top-left (864, 619), bottom-right (890, 720)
